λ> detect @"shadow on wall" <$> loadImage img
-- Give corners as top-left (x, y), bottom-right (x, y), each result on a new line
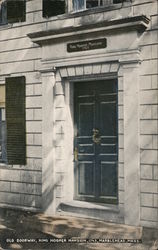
top-left (41, 79), bottom-right (74, 214)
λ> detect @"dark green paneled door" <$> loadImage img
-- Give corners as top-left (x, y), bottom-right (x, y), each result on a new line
top-left (74, 80), bottom-right (118, 204)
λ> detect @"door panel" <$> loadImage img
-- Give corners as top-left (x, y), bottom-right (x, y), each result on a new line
top-left (74, 80), bottom-right (118, 204)
top-left (100, 162), bottom-right (117, 196)
top-left (78, 162), bottom-right (95, 195)
top-left (79, 103), bottom-right (94, 136)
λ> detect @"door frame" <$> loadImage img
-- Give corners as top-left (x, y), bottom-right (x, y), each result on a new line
top-left (65, 74), bottom-right (118, 204)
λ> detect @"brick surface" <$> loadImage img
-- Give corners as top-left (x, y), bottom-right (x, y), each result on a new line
top-left (141, 207), bottom-right (158, 221)
top-left (140, 75), bottom-right (152, 90)
top-left (153, 165), bottom-right (158, 180)
top-left (26, 96), bottom-right (42, 108)
top-left (26, 84), bottom-right (34, 96)
top-left (151, 75), bottom-right (158, 89)
top-left (153, 194), bottom-right (158, 208)
top-left (141, 150), bottom-right (158, 165)
top-left (0, 181), bottom-right (10, 192)
top-left (34, 109), bottom-right (42, 120)
top-left (26, 134), bottom-right (34, 145)
top-left (152, 105), bottom-right (158, 119)
top-left (34, 84), bottom-right (42, 95)
top-left (0, 192), bottom-right (20, 205)
top-left (140, 120), bottom-right (157, 135)
top-left (26, 109), bottom-right (34, 120)
top-left (27, 146), bottom-right (42, 158)
top-left (141, 180), bottom-right (157, 193)
top-left (141, 60), bottom-right (158, 75)
top-left (140, 135), bottom-right (153, 149)
top-left (141, 165), bottom-right (153, 179)
top-left (0, 170), bottom-right (20, 182)
top-left (140, 90), bottom-right (158, 105)
top-left (34, 134), bottom-right (42, 145)
top-left (26, 121), bottom-right (42, 133)
top-left (141, 193), bottom-right (153, 207)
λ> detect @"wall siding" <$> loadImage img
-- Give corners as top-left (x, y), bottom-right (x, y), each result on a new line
top-left (137, 0), bottom-right (158, 228)
top-left (0, 0), bottom-right (157, 227)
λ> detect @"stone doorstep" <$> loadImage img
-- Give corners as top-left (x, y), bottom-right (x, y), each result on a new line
top-left (20, 214), bottom-right (143, 240)
top-left (0, 208), bottom-right (157, 242)
top-left (57, 201), bottom-right (123, 224)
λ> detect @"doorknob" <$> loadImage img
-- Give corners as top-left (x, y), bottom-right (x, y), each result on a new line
top-left (92, 129), bottom-right (101, 144)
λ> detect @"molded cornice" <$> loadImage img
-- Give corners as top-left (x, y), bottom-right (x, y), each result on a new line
top-left (28, 15), bottom-right (150, 45)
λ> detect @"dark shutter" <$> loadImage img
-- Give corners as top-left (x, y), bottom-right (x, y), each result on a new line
top-left (43, 0), bottom-right (65, 17)
top-left (6, 76), bottom-right (26, 165)
top-left (7, 0), bottom-right (26, 23)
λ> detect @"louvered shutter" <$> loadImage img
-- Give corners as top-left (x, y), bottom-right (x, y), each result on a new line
top-left (43, 0), bottom-right (65, 17)
top-left (7, 0), bottom-right (26, 23)
top-left (6, 76), bottom-right (26, 165)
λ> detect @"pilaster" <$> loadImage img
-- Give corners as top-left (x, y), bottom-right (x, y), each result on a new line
top-left (122, 61), bottom-right (141, 226)
top-left (41, 70), bottom-right (56, 215)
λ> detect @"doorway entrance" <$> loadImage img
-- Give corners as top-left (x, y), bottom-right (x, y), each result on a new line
top-left (74, 80), bottom-right (118, 204)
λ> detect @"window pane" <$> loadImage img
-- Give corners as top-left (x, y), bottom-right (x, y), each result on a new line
top-left (86, 0), bottom-right (99, 8)
top-left (73, 0), bottom-right (85, 11)
top-left (0, 0), bottom-right (7, 25)
top-left (7, 0), bottom-right (26, 23)
top-left (43, 0), bottom-right (65, 17)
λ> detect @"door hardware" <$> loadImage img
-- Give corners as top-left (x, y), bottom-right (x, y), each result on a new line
top-left (74, 147), bottom-right (78, 161)
top-left (92, 128), bottom-right (101, 144)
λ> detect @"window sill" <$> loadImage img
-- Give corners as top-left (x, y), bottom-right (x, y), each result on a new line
top-left (59, 200), bottom-right (120, 212)
top-left (0, 21), bottom-right (26, 30)
top-left (0, 163), bottom-right (12, 169)
top-left (58, 200), bottom-right (124, 223)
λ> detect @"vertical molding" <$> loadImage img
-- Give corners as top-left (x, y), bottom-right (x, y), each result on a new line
top-left (41, 70), bottom-right (56, 215)
top-left (123, 61), bottom-right (140, 226)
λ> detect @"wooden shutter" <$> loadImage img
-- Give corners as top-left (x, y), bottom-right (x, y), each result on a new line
top-left (7, 0), bottom-right (26, 23)
top-left (43, 0), bottom-right (65, 17)
top-left (6, 76), bottom-right (26, 165)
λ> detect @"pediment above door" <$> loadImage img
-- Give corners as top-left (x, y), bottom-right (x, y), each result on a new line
top-left (27, 15), bottom-right (149, 69)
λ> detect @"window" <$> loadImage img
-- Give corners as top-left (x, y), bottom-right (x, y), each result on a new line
top-left (72, 0), bottom-right (123, 11)
top-left (42, 0), bottom-right (123, 17)
top-left (0, 0), bottom-right (26, 25)
top-left (43, 0), bottom-right (65, 17)
top-left (0, 77), bottom-right (26, 165)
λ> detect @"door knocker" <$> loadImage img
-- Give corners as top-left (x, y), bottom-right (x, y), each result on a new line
top-left (92, 129), bottom-right (101, 144)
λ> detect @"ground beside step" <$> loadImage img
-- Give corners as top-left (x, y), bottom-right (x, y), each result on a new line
top-left (0, 208), bottom-right (157, 250)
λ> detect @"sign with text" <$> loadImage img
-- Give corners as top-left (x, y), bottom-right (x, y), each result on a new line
top-left (67, 38), bottom-right (107, 53)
